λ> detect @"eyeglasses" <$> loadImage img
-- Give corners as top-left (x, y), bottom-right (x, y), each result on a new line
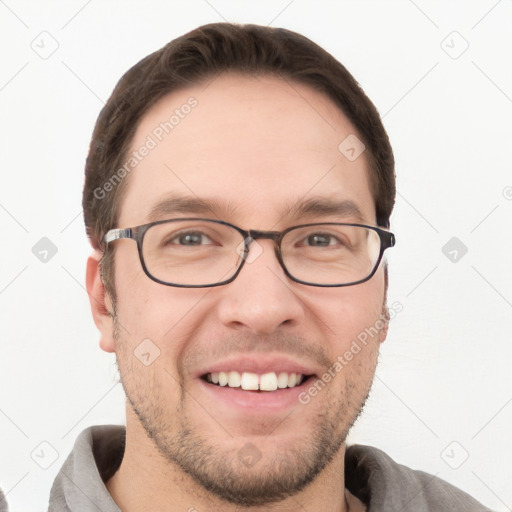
top-left (104, 218), bottom-right (395, 288)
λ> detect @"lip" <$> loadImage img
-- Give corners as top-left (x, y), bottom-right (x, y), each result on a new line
top-left (195, 354), bottom-right (319, 379)
top-left (193, 354), bottom-right (319, 414)
top-left (197, 374), bottom-right (315, 412)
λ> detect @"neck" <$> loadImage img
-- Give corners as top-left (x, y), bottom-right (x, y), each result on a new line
top-left (106, 408), bottom-right (358, 512)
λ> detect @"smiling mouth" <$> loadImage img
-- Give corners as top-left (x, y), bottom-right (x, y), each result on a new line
top-left (201, 371), bottom-right (314, 392)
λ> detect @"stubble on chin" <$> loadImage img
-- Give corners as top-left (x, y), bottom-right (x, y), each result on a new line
top-left (110, 297), bottom-right (384, 506)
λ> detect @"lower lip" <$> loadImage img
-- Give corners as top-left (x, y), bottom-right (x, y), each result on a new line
top-left (197, 377), bottom-right (314, 413)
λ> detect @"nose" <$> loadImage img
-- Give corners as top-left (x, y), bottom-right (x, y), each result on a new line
top-left (216, 239), bottom-right (304, 335)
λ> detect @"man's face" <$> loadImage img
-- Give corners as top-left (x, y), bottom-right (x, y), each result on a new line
top-left (104, 74), bottom-right (387, 505)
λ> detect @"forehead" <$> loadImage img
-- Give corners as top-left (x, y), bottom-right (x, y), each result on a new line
top-left (118, 73), bottom-right (375, 228)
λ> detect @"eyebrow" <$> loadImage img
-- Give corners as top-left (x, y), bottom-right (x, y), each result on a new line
top-left (147, 195), bottom-right (240, 222)
top-left (284, 197), bottom-right (367, 224)
top-left (146, 195), bottom-right (368, 225)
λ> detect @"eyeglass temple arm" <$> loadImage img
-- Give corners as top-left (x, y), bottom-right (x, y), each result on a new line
top-left (104, 228), bottom-right (133, 244)
top-left (384, 231), bottom-right (395, 248)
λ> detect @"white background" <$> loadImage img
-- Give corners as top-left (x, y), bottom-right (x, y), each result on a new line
top-left (1, 1), bottom-right (511, 510)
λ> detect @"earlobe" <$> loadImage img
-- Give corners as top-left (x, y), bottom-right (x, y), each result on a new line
top-left (380, 265), bottom-right (389, 343)
top-left (379, 305), bottom-right (389, 343)
top-left (86, 251), bottom-right (115, 353)
top-left (379, 322), bottom-right (389, 343)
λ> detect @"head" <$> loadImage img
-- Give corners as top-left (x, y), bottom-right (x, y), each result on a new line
top-left (85, 23), bottom-right (395, 506)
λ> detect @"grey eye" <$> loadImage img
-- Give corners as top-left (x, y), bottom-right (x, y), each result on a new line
top-left (305, 234), bottom-right (336, 247)
top-left (166, 231), bottom-right (213, 246)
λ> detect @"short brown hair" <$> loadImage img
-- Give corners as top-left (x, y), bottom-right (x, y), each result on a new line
top-left (83, 22), bottom-right (395, 298)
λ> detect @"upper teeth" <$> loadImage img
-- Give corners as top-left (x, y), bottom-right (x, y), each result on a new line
top-left (206, 371), bottom-right (304, 391)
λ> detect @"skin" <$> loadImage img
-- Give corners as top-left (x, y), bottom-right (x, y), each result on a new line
top-left (87, 73), bottom-right (389, 511)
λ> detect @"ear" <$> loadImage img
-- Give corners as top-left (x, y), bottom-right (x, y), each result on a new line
top-left (86, 251), bottom-right (115, 353)
top-left (379, 263), bottom-right (389, 343)
top-left (379, 304), bottom-right (389, 343)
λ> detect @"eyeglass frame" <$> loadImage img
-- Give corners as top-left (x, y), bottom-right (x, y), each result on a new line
top-left (103, 218), bottom-right (396, 288)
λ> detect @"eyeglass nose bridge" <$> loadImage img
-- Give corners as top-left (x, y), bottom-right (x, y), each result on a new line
top-left (239, 229), bottom-right (285, 265)
top-left (246, 229), bottom-right (282, 242)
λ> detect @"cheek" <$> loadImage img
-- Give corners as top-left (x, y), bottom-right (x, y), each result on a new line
top-left (114, 244), bottom-right (180, 335)
top-left (113, 255), bottom-right (216, 369)
top-left (342, 274), bottom-right (385, 370)
top-left (318, 270), bottom-right (386, 341)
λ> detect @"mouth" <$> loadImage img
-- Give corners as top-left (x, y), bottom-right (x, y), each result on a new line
top-left (201, 371), bottom-right (315, 392)
top-left (195, 355), bottom-right (320, 412)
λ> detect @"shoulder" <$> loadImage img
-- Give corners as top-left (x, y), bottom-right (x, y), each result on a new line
top-left (0, 487), bottom-right (8, 512)
top-left (345, 444), bottom-right (492, 512)
top-left (48, 425), bottom-right (125, 512)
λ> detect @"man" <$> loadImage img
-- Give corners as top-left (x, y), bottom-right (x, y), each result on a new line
top-left (48, 23), bottom-right (491, 511)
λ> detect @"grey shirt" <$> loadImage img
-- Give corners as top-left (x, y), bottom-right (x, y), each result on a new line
top-left (0, 488), bottom-right (8, 512)
top-left (48, 425), bottom-right (492, 511)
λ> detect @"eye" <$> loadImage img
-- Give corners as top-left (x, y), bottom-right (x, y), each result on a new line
top-left (302, 233), bottom-right (340, 247)
top-left (168, 231), bottom-right (213, 246)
